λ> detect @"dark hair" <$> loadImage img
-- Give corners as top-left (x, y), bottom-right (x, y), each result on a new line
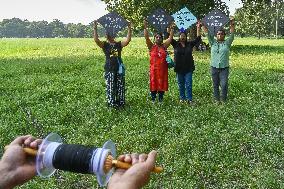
top-left (178, 31), bottom-right (187, 41)
top-left (106, 34), bottom-right (115, 41)
top-left (217, 29), bottom-right (226, 35)
top-left (154, 33), bottom-right (163, 41)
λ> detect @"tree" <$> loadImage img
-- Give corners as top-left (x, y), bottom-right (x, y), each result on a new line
top-left (0, 18), bottom-right (28, 37)
top-left (49, 19), bottom-right (66, 38)
top-left (280, 18), bottom-right (284, 36)
top-left (235, 0), bottom-right (284, 38)
top-left (65, 23), bottom-right (87, 38)
top-left (102, 0), bottom-right (229, 30)
top-left (27, 21), bottom-right (49, 38)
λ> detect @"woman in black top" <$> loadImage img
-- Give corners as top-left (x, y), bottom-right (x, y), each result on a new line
top-left (94, 21), bottom-right (132, 108)
top-left (169, 21), bottom-right (201, 104)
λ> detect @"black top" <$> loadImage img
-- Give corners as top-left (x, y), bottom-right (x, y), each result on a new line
top-left (102, 41), bottom-right (122, 72)
top-left (171, 36), bottom-right (201, 74)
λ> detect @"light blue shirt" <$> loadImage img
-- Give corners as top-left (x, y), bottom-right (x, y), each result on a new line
top-left (207, 33), bottom-right (234, 68)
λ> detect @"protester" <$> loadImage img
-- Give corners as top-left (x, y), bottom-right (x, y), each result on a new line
top-left (0, 136), bottom-right (157, 189)
top-left (94, 21), bottom-right (132, 109)
top-left (203, 18), bottom-right (235, 103)
top-left (144, 20), bottom-right (174, 103)
top-left (167, 21), bottom-right (202, 104)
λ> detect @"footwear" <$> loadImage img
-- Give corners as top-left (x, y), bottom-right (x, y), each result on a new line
top-left (187, 100), bottom-right (195, 106)
top-left (179, 99), bottom-right (186, 103)
top-left (213, 100), bottom-right (220, 105)
top-left (220, 100), bottom-right (226, 105)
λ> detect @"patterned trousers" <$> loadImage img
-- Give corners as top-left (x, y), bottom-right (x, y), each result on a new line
top-left (105, 72), bottom-right (125, 108)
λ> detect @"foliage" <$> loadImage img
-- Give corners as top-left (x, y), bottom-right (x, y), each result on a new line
top-left (102, 0), bottom-right (229, 30)
top-left (0, 37), bottom-right (284, 188)
top-left (0, 18), bottom-right (104, 38)
top-left (235, 0), bottom-right (284, 38)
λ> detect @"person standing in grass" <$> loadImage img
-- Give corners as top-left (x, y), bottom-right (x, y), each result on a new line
top-left (94, 21), bottom-right (132, 108)
top-left (166, 21), bottom-right (202, 105)
top-left (144, 20), bottom-right (174, 103)
top-left (203, 18), bottom-right (235, 103)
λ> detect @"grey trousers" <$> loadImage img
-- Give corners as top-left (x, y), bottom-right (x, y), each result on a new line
top-left (211, 67), bottom-right (229, 101)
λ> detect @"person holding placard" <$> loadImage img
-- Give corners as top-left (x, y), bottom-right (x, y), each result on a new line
top-left (167, 21), bottom-right (202, 105)
top-left (93, 20), bottom-right (132, 109)
top-left (203, 18), bottom-right (235, 103)
top-left (144, 20), bottom-right (174, 103)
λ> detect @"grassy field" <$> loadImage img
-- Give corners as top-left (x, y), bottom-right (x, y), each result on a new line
top-left (0, 37), bottom-right (284, 189)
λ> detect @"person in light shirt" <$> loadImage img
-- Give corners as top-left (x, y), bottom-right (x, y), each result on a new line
top-left (203, 18), bottom-right (235, 103)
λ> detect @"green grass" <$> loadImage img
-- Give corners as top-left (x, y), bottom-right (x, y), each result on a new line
top-left (0, 37), bottom-right (284, 188)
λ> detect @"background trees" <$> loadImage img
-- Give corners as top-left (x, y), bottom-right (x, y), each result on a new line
top-left (102, 0), bottom-right (229, 32)
top-left (235, 0), bottom-right (284, 38)
top-left (0, 0), bottom-right (283, 38)
top-left (0, 19), bottom-right (105, 38)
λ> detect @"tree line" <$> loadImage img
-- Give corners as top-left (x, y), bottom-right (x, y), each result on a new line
top-left (0, 18), bottom-right (105, 38)
top-left (235, 0), bottom-right (284, 38)
top-left (0, 0), bottom-right (283, 38)
top-left (102, 0), bottom-right (284, 38)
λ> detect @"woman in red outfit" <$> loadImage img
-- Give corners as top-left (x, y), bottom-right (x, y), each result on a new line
top-left (144, 20), bottom-right (174, 102)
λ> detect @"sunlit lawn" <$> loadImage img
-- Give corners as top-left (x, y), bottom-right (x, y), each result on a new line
top-left (0, 37), bottom-right (284, 188)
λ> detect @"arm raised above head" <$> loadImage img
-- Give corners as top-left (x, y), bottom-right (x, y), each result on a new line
top-left (144, 20), bottom-right (153, 50)
top-left (93, 20), bottom-right (104, 49)
top-left (163, 27), bottom-right (174, 49)
top-left (121, 22), bottom-right (132, 47)
top-left (229, 17), bottom-right (235, 34)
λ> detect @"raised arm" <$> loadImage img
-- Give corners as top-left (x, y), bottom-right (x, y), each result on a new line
top-left (226, 18), bottom-right (235, 46)
top-left (121, 22), bottom-right (132, 47)
top-left (230, 17), bottom-right (235, 34)
top-left (165, 26), bottom-right (178, 47)
top-left (163, 27), bottom-right (174, 49)
top-left (190, 20), bottom-right (202, 46)
top-left (202, 24), bottom-right (214, 46)
top-left (144, 20), bottom-right (153, 50)
top-left (93, 20), bottom-right (104, 49)
top-left (197, 20), bottom-right (201, 37)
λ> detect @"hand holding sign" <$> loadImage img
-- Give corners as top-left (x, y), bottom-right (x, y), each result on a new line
top-left (230, 16), bottom-right (235, 26)
top-left (202, 9), bottom-right (229, 35)
top-left (97, 12), bottom-right (128, 38)
top-left (196, 20), bottom-right (202, 29)
top-left (94, 20), bottom-right (98, 29)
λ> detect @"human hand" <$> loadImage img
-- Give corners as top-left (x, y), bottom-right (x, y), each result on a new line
top-left (94, 20), bottom-right (98, 29)
top-left (107, 150), bottom-right (157, 189)
top-left (170, 21), bottom-right (176, 29)
top-left (167, 26), bottom-right (171, 33)
top-left (143, 19), bottom-right (148, 29)
top-left (0, 135), bottom-right (42, 189)
top-left (168, 22), bottom-right (175, 32)
top-left (128, 21), bottom-right (133, 29)
top-left (196, 20), bottom-right (202, 29)
top-left (230, 16), bottom-right (235, 26)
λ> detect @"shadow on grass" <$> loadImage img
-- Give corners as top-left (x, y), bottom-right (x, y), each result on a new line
top-left (1, 52), bottom-right (284, 188)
